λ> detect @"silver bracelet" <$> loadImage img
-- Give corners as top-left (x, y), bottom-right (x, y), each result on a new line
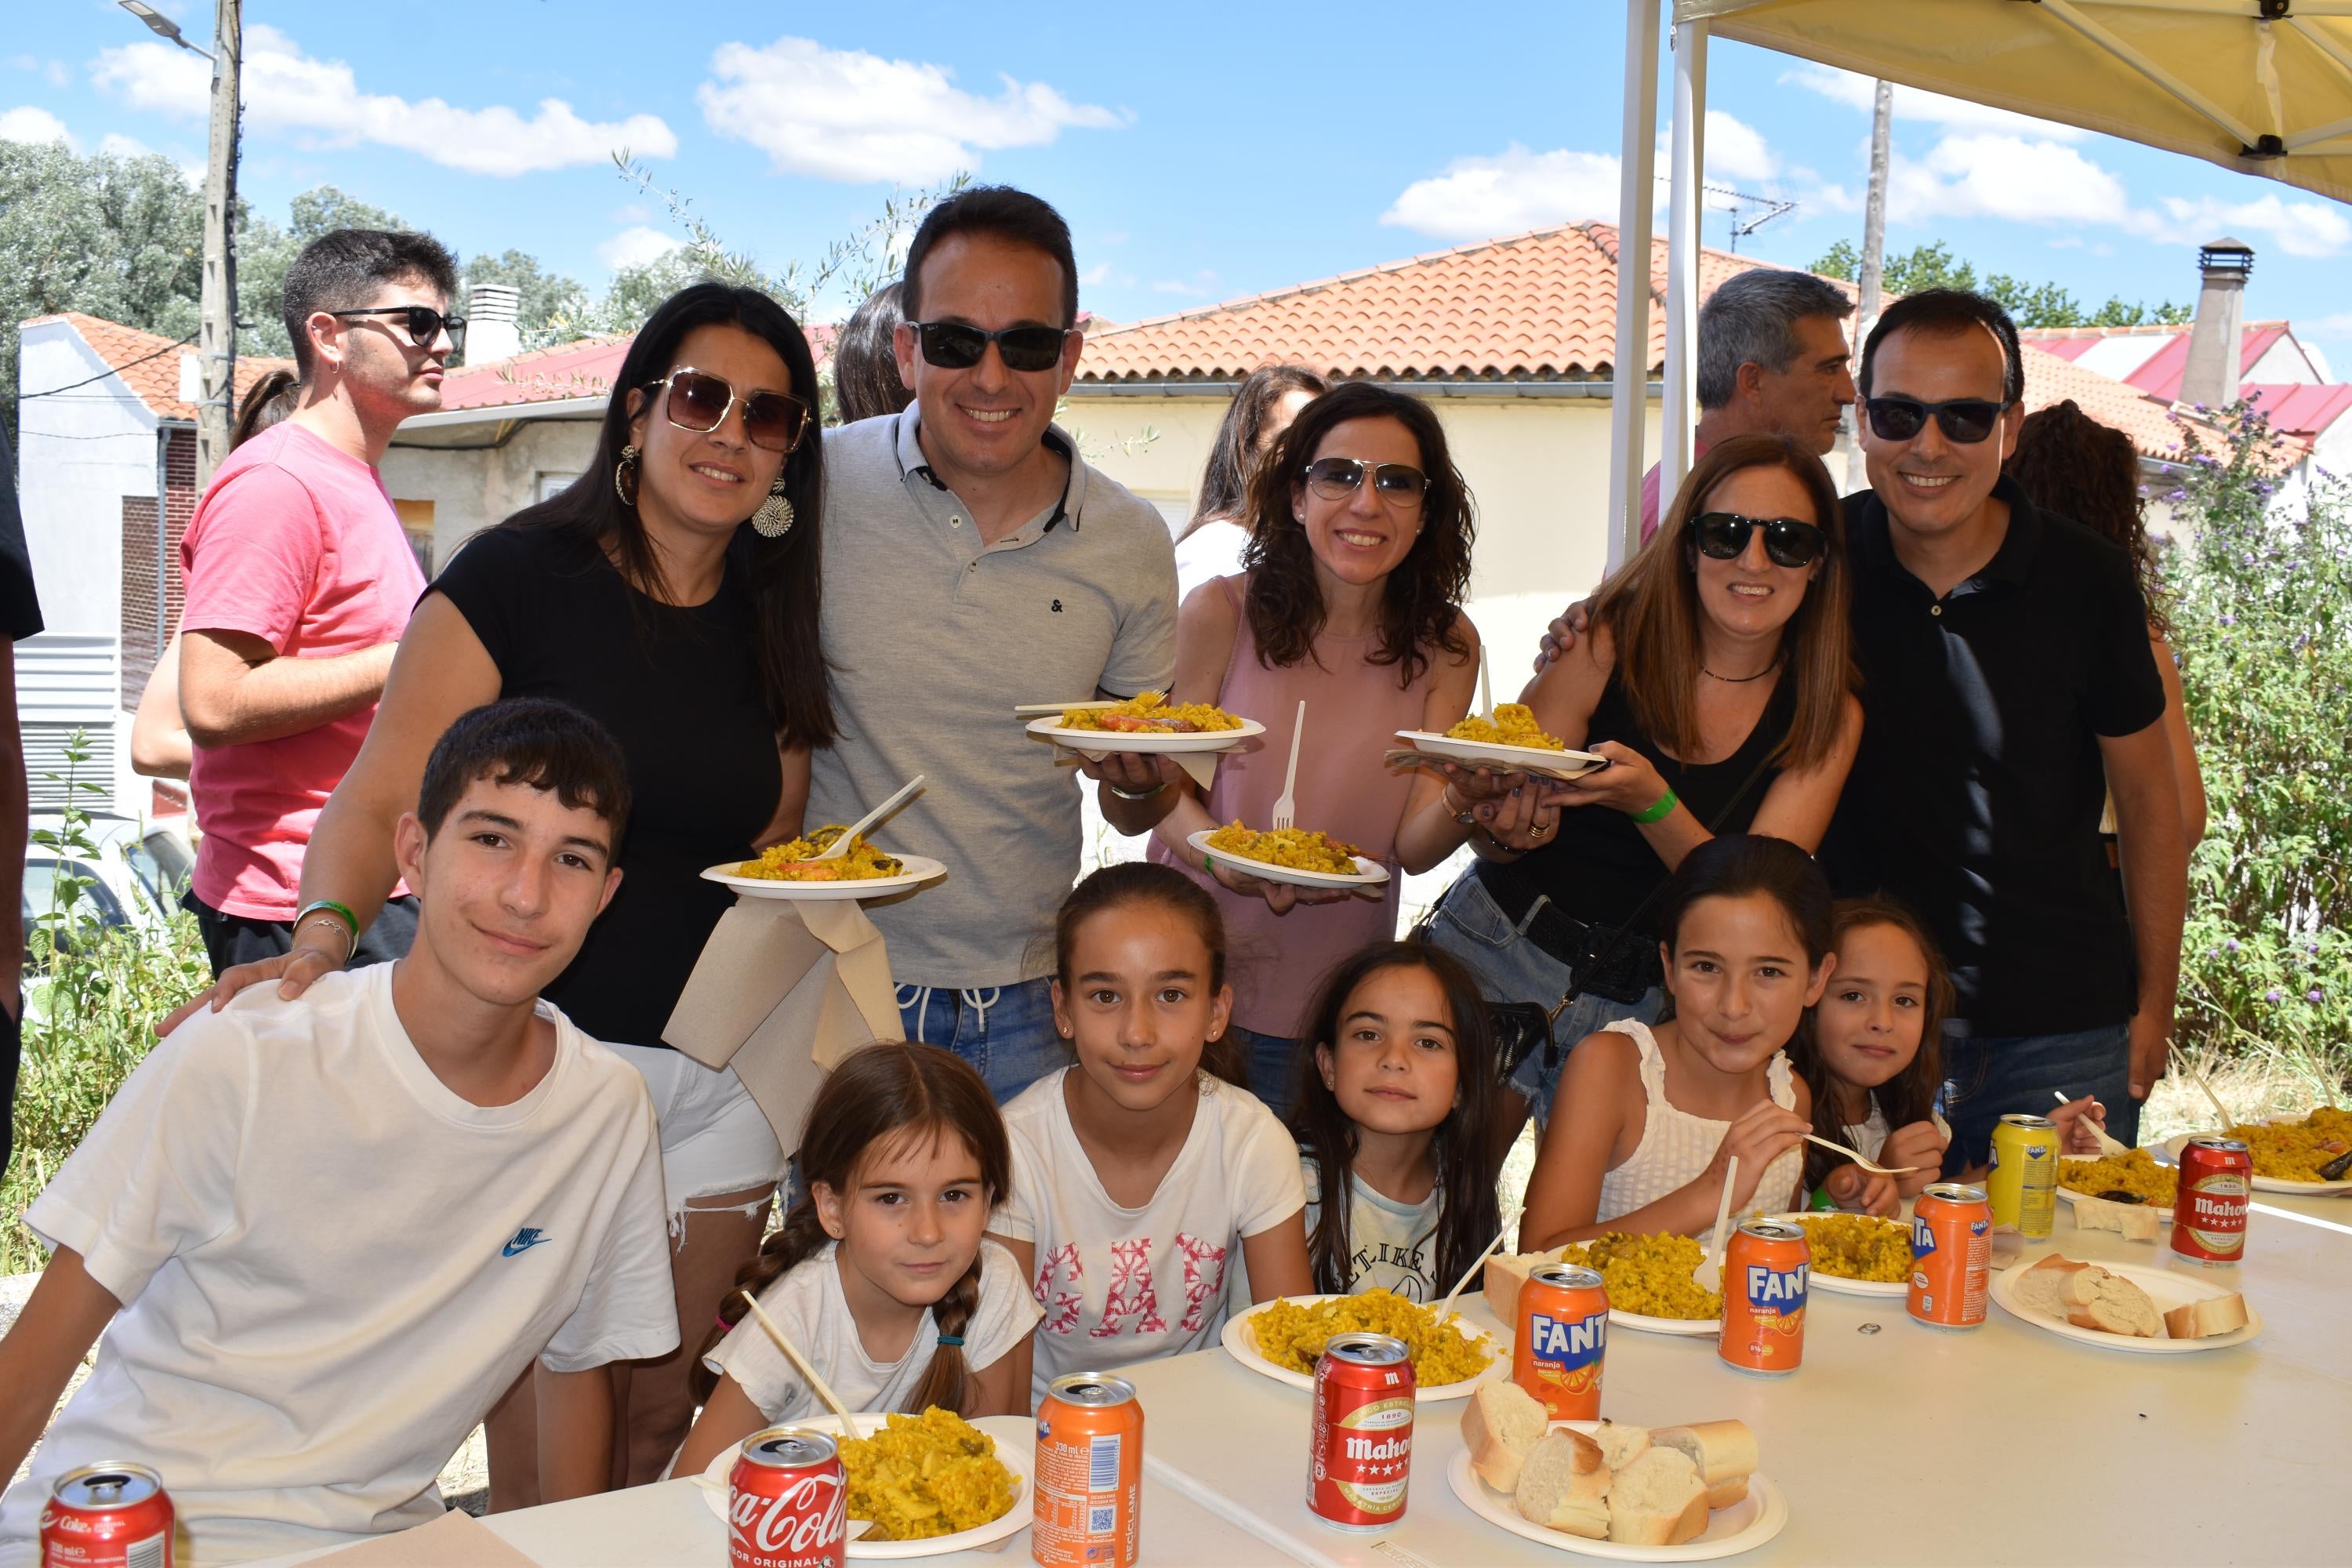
top-left (1106, 779), bottom-right (1169, 801)
top-left (292, 913), bottom-right (355, 964)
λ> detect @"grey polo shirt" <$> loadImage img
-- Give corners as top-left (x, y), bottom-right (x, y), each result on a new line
top-left (808, 405), bottom-right (1178, 987)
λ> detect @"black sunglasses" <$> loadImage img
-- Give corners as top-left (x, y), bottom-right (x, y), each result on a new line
top-left (908, 320), bottom-right (1073, 373)
top-left (1689, 511), bottom-right (1828, 568)
top-left (646, 367), bottom-right (812, 454)
top-left (328, 305), bottom-right (465, 352)
top-left (1303, 456), bottom-right (1429, 506)
top-left (1863, 395), bottom-right (2009, 445)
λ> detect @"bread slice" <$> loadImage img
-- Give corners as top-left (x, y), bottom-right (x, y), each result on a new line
top-left (1514, 1428), bottom-right (1611, 1538)
top-left (1484, 1248), bottom-right (1565, 1325)
top-left (1461, 1380), bottom-right (1549, 1492)
top-left (1589, 1419), bottom-right (1651, 1472)
top-left (2070, 1194), bottom-right (2164, 1243)
top-left (1603, 1447), bottom-right (1710, 1546)
top-left (2013, 1254), bottom-right (2090, 1320)
top-left (2060, 1265), bottom-right (2159, 1338)
top-left (2161, 1291), bottom-right (2249, 1341)
top-left (1647, 1420), bottom-right (1757, 1509)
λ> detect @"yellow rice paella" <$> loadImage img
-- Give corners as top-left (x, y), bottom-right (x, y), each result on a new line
top-left (1445, 702), bottom-right (1567, 751)
top-left (1559, 1232), bottom-right (1722, 1321)
top-left (1203, 822), bottom-right (1366, 876)
top-left (735, 826), bottom-right (903, 881)
top-left (1247, 1288), bottom-right (1495, 1385)
top-left (837, 1406), bottom-right (1018, 1541)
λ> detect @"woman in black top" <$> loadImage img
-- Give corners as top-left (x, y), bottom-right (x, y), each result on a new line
top-left (199, 285), bottom-right (832, 1490)
top-left (1428, 435), bottom-right (1862, 1145)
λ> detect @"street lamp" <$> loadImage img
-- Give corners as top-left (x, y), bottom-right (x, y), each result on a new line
top-left (117, 2), bottom-right (216, 60)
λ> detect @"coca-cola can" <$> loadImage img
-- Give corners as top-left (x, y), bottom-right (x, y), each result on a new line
top-left (2172, 1135), bottom-right (2253, 1266)
top-left (38, 1461), bottom-right (174, 1568)
top-left (1308, 1330), bottom-right (1415, 1532)
top-left (729, 1427), bottom-right (848, 1568)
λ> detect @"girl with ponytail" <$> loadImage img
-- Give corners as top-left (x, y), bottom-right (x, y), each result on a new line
top-left (673, 1045), bottom-right (1040, 1472)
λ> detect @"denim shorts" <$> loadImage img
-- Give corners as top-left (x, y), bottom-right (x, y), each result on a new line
top-left (1230, 1025), bottom-right (1304, 1121)
top-left (605, 1042), bottom-right (787, 1219)
top-left (1939, 1022), bottom-right (2134, 1174)
top-left (1422, 874), bottom-right (1664, 1124)
top-left (896, 975), bottom-right (1069, 1105)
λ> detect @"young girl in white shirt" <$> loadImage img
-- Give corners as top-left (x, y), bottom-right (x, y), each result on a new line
top-left (989, 863), bottom-right (1315, 1406)
top-left (1287, 941), bottom-right (1503, 1303)
top-left (1517, 834), bottom-right (1826, 1250)
top-left (674, 1044), bottom-right (1041, 1472)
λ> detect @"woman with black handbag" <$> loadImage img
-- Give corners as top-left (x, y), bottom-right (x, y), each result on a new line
top-left (1426, 434), bottom-right (1862, 1152)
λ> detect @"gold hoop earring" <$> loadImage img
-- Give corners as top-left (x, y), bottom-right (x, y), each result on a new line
top-left (613, 445), bottom-right (641, 508)
top-left (752, 478), bottom-right (794, 539)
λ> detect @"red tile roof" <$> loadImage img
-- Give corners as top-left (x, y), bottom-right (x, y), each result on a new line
top-left (25, 312), bottom-right (296, 424)
top-left (2014, 343), bottom-right (2194, 461)
top-left (437, 335), bottom-right (634, 410)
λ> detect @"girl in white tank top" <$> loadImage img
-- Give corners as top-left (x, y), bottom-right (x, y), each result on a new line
top-left (1517, 836), bottom-right (1834, 1250)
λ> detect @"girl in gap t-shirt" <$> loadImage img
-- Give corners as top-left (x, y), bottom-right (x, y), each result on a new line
top-left (989, 864), bottom-right (1312, 1408)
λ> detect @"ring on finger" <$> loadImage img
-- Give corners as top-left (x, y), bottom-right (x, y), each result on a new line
top-left (1529, 816), bottom-right (1552, 837)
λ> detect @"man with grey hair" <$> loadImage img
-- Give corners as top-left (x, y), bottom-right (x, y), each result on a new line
top-left (1636, 267), bottom-right (1857, 540)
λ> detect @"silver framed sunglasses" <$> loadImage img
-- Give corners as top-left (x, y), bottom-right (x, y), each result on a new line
top-left (645, 367), bottom-right (814, 453)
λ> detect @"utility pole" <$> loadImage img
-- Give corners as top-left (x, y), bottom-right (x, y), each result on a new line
top-left (1848, 78), bottom-right (1893, 491)
top-left (197, 0), bottom-right (243, 487)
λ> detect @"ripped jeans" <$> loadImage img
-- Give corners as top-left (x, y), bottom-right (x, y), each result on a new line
top-left (895, 975), bottom-right (1069, 1105)
top-left (604, 1042), bottom-right (786, 1240)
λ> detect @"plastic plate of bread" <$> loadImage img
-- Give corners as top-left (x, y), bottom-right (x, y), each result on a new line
top-left (1989, 1254), bottom-right (2261, 1353)
top-left (1450, 1388), bottom-right (1788, 1561)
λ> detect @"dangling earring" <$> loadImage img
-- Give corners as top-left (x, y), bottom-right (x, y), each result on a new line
top-left (612, 445), bottom-right (641, 508)
top-left (752, 477), bottom-right (794, 539)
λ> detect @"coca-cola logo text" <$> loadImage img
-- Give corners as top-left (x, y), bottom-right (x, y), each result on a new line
top-left (731, 1472), bottom-right (846, 1562)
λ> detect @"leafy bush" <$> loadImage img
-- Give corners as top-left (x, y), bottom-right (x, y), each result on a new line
top-left (3, 735), bottom-right (209, 1274)
top-left (2169, 402), bottom-right (2352, 1099)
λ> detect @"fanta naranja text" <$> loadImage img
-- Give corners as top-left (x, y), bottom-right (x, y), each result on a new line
top-left (1512, 1262), bottom-right (1609, 1419)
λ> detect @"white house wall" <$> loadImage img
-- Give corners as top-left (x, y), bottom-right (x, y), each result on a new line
top-left (13, 321), bottom-right (149, 639)
top-left (380, 419), bottom-right (600, 562)
top-left (2245, 336), bottom-right (2322, 387)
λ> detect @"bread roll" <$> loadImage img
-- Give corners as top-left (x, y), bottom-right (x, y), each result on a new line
top-left (2161, 1292), bottom-right (2249, 1341)
top-left (1483, 1249), bottom-right (1563, 1326)
top-left (1461, 1381), bottom-right (1548, 1492)
top-left (2014, 1254), bottom-right (2090, 1320)
top-left (2070, 1194), bottom-right (2164, 1243)
top-left (2060, 1265), bottom-right (2159, 1337)
top-left (1647, 1420), bottom-right (1757, 1508)
top-left (1590, 1419), bottom-right (1651, 1472)
top-left (1514, 1428), bottom-right (1610, 1537)
top-left (1603, 1447), bottom-right (1710, 1546)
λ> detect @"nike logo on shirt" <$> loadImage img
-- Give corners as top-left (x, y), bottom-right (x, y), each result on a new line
top-left (501, 1227), bottom-right (550, 1258)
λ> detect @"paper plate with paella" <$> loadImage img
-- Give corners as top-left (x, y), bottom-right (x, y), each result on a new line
top-left (2057, 1145), bottom-right (2176, 1221)
top-left (2158, 1107), bottom-right (2352, 1197)
top-left (1026, 693), bottom-right (1265, 755)
top-left (1395, 706), bottom-right (1609, 781)
top-left (694, 1408), bottom-right (1030, 1559)
top-left (702, 828), bottom-right (945, 902)
top-left (1187, 824), bottom-right (1392, 891)
top-left (1221, 1289), bottom-right (1501, 1399)
top-left (1762, 1213), bottom-right (1912, 1298)
top-left (1489, 1235), bottom-right (1723, 1337)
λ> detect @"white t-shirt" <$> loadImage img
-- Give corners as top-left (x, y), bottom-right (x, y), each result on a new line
top-left (705, 1240), bottom-right (1041, 1422)
top-left (1173, 519), bottom-right (1248, 605)
top-left (1844, 1094), bottom-right (1893, 1163)
top-left (1304, 1158), bottom-right (1444, 1303)
top-left (993, 1069), bottom-right (1305, 1406)
top-left (0, 966), bottom-right (677, 1568)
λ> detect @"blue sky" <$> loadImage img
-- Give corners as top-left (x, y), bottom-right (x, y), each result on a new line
top-left (9, 2), bottom-right (2352, 372)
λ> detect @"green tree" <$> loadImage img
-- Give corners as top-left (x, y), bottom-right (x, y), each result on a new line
top-left (231, 186), bottom-right (411, 359)
top-left (463, 249), bottom-right (596, 352)
top-left (1809, 239), bottom-right (2189, 330)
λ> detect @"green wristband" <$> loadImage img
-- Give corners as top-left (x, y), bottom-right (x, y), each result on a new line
top-left (1630, 786), bottom-right (1679, 825)
top-left (295, 898), bottom-right (359, 939)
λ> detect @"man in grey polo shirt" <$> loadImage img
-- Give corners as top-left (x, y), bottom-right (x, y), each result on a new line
top-left (811, 186), bottom-right (1180, 1101)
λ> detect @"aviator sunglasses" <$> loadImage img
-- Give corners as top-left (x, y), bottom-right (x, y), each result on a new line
top-left (1303, 456), bottom-right (1429, 506)
top-left (1863, 394), bottom-right (2010, 445)
top-left (328, 304), bottom-right (466, 353)
top-left (908, 320), bottom-right (1074, 373)
top-left (644, 368), bottom-right (812, 453)
top-left (1688, 511), bottom-right (1828, 568)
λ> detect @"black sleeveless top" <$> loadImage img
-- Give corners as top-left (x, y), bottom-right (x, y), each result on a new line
top-left (1475, 669), bottom-right (1796, 937)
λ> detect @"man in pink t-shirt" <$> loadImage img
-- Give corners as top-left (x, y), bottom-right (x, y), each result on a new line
top-left (178, 229), bottom-right (460, 974)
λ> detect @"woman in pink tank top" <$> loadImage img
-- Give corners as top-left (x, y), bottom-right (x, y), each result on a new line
top-left (1138, 383), bottom-right (1486, 1113)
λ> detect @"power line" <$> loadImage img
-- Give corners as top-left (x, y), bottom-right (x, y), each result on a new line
top-left (20, 333), bottom-right (198, 401)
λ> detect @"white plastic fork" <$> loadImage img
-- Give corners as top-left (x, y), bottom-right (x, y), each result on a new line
top-left (1693, 1153), bottom-right (1738, 1294)
top-left (1802, 1131), bottom-right (1922, 1177)
top-left (815, 774), bottom-right (924, 859)
top-left (2055, 1089), bottom-right (2131, 1157)
top-left (1270, 699), bottom-right (1306, 831)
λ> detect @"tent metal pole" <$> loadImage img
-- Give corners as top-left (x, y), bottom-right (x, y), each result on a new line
top-left (1664, 18), bottom-right (1708, 513)
top-left (1609, 0), bottom-right (1663, 574)
top-left (2041, 0), bottom-right (2262, 148)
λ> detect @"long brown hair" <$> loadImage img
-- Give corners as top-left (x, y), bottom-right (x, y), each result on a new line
top-left (1053, 862), bottom-right (1249, 1090)
top-left (1287, 942), bottom-right (1501, 1299)
top-left (695, 1044), bottom-right (1010, 1414)
top-left (1179, 365), bottom-right (1329, 544)
top-left (1241, 382), bottom-right (1474, 687)
top-left (2005, 398), bottom-right (2168, 638)
top-left (1589, 433), bottom-right (1854, 772)
top-left (230, 368), bottom-right (299, 449)
top-left (1792, 896), bottom-right (1952, 1193)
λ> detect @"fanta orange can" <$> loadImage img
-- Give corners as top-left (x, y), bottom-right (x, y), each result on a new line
top-left (1719, 1219), bottom-right (1809, 1377)
top-left (1908, 1182), bottom-right (1992, 1330)
top-left (1033, 1373), bottom-right (1142, 1568)
top-left (1512, 1262), bottom-right (1610, 1418)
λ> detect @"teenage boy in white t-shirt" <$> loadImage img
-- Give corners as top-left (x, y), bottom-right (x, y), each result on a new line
top-left (0, 698), bottom-right (677, 1567)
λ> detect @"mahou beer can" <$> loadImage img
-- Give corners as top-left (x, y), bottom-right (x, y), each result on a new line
top-left (1033, 1372), bottom-right (1142, 1568)
top-left (2172, 1135), bottom-right (2253, 1266)
top-left (1909, 1182), bottom-right (1993, 1329)
top-left (1719, 1220), bottom-right (1809, 1377)
top-left (1512, 1263), bottom-right (1610, 1419)
top-left (728, 1427), bottom-right (847, 1568)
top-left (1308, 1330), bottom-right (1416, 1532)
top-left (39, 1462), bottom-right (173, 1568)
top-left (1987, 1113), bottom-right (2060, 1240)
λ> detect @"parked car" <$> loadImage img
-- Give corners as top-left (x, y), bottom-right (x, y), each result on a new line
top-left (22, 812), bottom-right (194, 956)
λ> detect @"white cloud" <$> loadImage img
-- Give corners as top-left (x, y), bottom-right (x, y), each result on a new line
top-left (96, 132), bottom-right (152, 160)
top-left (2147, 192), bottom-right (2352, 260)
top-left (697, 36), bottom-right (1125, 184)
top-left (1783, 65), bottom-right (2087, 141)
top-left (5, 55), bottom-right (68, 87)
top-left (1678, 111), bottom-right (1777, 184)
top-left (0, 104), bottom-right (71, 147)
top-left (1382, 143), bottom-right (1622, 239)
top-left (1151, 270), bottom-right (1218, 299)
top-left (90, 23), bottom-right (677, 176)
top-left (597, 224), bottom-right (683, 272)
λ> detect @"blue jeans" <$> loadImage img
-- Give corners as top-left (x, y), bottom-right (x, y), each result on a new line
top-left (1422, 874), bottom-right (1665, 1126)
top-left (1231, 1025), bottom-right (1304, 1120)
top-left (1940, 1022), bottom-right (2135, 1174)
top-left (895, 976), bottom-right (1069, 1105)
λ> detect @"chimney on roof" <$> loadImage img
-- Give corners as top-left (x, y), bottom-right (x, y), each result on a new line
top-left (2180, 238), bottom-right (2253, 409)
top-left (464, 284), bottom-right (523, 366)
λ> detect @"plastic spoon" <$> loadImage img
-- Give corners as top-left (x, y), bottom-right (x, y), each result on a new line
top-left (815, 774), bottom-right (924, 860)
top-left (1694, 1154), bottom-right (1738, 1295)
top-left (2189, 1066), bottom-right (2235, 1132)
top-left (2055, 1090), bottom-right (2131, 1158)
top-left (1478, 643), bottom-right (1494, 721)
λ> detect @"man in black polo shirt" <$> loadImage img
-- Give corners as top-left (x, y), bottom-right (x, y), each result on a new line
top-left (1826, 289), bottom-right (2187, 1165)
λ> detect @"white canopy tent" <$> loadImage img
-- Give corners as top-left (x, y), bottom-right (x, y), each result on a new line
top-left (1611, 0), bottom-right (2352, 568)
